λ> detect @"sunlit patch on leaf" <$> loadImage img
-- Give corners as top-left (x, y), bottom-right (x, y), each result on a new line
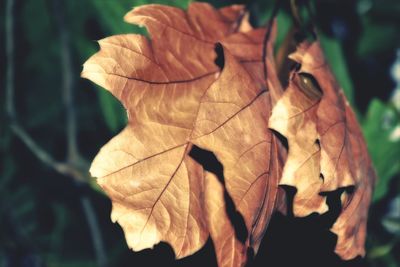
top-left (82, 3), bottom-right (284, 267)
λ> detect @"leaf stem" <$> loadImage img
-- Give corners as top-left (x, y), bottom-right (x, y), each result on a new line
top-left (262, 0), bottom-right (281, 80)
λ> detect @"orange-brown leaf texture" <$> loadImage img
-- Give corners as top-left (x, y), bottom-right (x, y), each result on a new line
top-left (82, 2), bottom-right (375, 266)
top-left (269, 41), bottom-right (376, 259)
top-left (82, 3), bottom-right (283, 267)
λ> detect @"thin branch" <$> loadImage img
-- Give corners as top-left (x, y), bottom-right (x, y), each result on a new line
top-left (8, 121), bottom-right (87, 181)
top-left (54, 0), bottom-right (79, 162)
top-left (10, 123), bottom-right (71, 175)
top-left (5, 0), bottom-right (15, 119)
top-left (290, 0), bottom-right (317, 41)
top-left (290, 0), bottom-right (302, 28)
top-left (262, 0), bottom-right (281, 80)
top-left (5, 0), bottom-right (79, 179)
top-left (81, 196), bottom-right (108, 267)
top-left (54, 1), bottom-right (107, 266)
top-left (5, 0), bottom-right (107, 266)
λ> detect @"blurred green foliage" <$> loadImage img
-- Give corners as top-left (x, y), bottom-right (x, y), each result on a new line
top-left (1, 0), bottom-right (399, 266)
top-left (363, 100), bottom-right (400, 202)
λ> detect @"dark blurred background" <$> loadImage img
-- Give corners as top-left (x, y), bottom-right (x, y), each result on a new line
top-left (1, 0), bottom-right (399, 266)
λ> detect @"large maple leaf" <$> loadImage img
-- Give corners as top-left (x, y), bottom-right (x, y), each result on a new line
top-left (82, 3), bottom-right (284, 267)
top-left (82, 2), bottom-right (375, 266)
top-left (269, 41), bottom-right (376, 259)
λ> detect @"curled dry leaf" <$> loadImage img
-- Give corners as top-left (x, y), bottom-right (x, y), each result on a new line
top-left (82, 3), bottom-right (284, 267)
top-left (269, 41), bottom-right (376, 259)
top-left (83, 1), bottom-right (375, 264)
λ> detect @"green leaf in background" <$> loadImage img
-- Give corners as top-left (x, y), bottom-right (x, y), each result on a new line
top-left (382, 192), bottom-right (400, 238)
top-left (357, 17), bottom-right (398, 57)
top-left (275, 10), bottom-right (292, 52)
top-left (383, 217), bottom-right (400, 236)
top-left (90, 0), bottom-right (145, 35)
top-left (368, 242), bottom-right (395, 259)
top-left (97, 87), bottom-right (127, 133)
top-left (319, 34), bottom-right (355, 105)
top-left (90, 0), bottom-right (192, 35)
top-left (362, 99), bottom-right (400, 202)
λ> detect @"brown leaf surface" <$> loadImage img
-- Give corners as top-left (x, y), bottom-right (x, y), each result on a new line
top-left (269, 41), bottom-right (376, 259)
top-left (82, 3), bottom-right (283, 266)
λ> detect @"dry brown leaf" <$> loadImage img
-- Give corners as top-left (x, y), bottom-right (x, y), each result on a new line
top-left (269, 41), bottom-right (376, 259)
top-left (82, 3), bottom-right (283, 267)
top-left (82, 1), bottom-right (374, 263)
